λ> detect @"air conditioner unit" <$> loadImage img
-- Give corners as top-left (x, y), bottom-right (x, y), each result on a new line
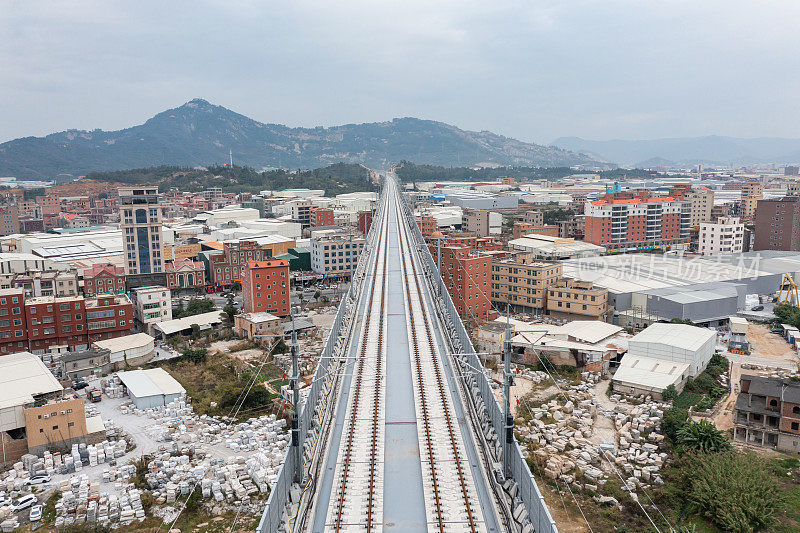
top-left (43, 414), bottom-right (49, 419)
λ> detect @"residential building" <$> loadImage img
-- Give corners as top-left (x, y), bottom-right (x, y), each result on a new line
top-left (119, 187), bottom-right (164, 275)
top-left (584, 195), bottom-right (689, 251)
top-left (37, 195), bottom-right (60, 216)
top-left (19, 218), bottom-right (44, 233)
top-left (557, 216), bottom-right (585, 239)
top-left (25, 295), bottom-right (88, 353)
top-left (0, 289), bottom-right (26, 355)
top-left (685, 187), bottom-right (714, 227)
top-left (461, 208), bottom-right (502, 237)
top-left (754, 197), bottom-right (800, 251)
top-left (436, 244), bottom-right (495, 325)
top-left (165, 258), bottom-right (206, 291)
top-left (491, 255), bottom-right (562, 314)
top-left (209, 240), bottom-right (268, 287)
top-left (83, 263), bottom-right (126, 296)
top-left (60, 348), bottom-right (111, 382)
top-left (546, 278), bottom-right (610, 321)
top-left (234, 312), bottom-right (283, 342)
top-left (519, 210), bottom-right (544, 226)
top-left (130, 286), bottom-right (172, 334)
top-left (358, 210), bottom-right (374, 235)
top-left (522, 225), bottom-right (559, 237)
top-left (241, 260), bottom-right (290, 316)
top-left (0, 205), bottom-right (19, 236)
top-left (290, 200), bottom-right (314, 226)
top-left (699, 217), bottom-right (745, 255)
top-left (734, 374), bottom-right (800, 453)
top-left (512, 222), bottom-right (535, 239)
top-left (710, 203), bottom-right (732, 222)
top-left (310, 235), bottom-right (365, 278)
top-left (85, 294), bottom-right (134, 343)
top-left (11, 269), bottom-right (78, 298)
top-left (310, 207), bottom-right (335, 228)
top-left (93, 333), bottom-right (154, 369)
top-left (416, 215), bottom-right (437, 238)
top-left (741, 181), bottom-right (764, 220)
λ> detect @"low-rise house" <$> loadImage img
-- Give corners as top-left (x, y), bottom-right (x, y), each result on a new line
top-left (92, 332), bottom-right (155, 369)
top-left (734, 374), bottom-right (800, 453)
top-left (165, 258), bottom-right (206, 292)
top-left (60, 348), bottom-right (111, 382)
top-left (234, 312), bottom-right (283, 342)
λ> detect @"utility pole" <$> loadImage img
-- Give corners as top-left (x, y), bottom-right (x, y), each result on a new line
top-left (290, 314), bottom-right (303, 484)
top-left (502, 310), bottom-right (514, 478)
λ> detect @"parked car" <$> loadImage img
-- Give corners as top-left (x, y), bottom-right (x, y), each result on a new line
top-left (13, 494), bottom-right (37, 511)
top-left (0, 494), bottom-right (12, 507)
top-left (73, 381), bottom-right (89, 390)
top-left (29, 504), bottom-right (43, 521)
top-left (751, 305), bottom-right (764, 311)
top-left (25, 474), bottom-right (51, 486)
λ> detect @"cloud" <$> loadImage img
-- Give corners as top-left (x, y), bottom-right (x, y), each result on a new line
top-left (1, 0), bottom-right (799, 144)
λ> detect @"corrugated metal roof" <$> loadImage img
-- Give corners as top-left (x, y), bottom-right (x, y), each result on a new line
top-left (143, 368), bottom-right (186, 396)
top-left (116, 370), bottom-right (162, 398)
top-left (93, 333), bottom-right (154, 353)
top-left (613, 354), bottom-right (690, 390)
top-left (554, 321), bottom-right (622, 344)
top-left (154, 311), bottom-right (225, 336)
top-left (630, 323), bottom-right (716, 352)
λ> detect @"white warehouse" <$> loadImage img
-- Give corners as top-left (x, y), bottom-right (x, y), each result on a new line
top-left (116, 368), bottom-right (186, 410)
top-left (626, 323), bottom-right (716, 377)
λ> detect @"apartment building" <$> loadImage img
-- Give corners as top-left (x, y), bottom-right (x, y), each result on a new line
top-left (416, 215), bottom-right (437, 238)
top-left (209, 240), bottom-right (268, 287)
top-left (11, 270), bottom-right (78, 298)
top-left (37, 195), bottom-right (61, 216)
top-left (685, 187), bottom-right (714, 227)
top-left (83, 263), bottom-right (126, 296)
top-left (491, 254), bottom-right (562, 314)
top-left (754, 197), bottom-right (800, 251)
top-left (436, 244), bottom-right (495, 325)
top-left (310, 207), bottom-right (335, 228)
top-left (130, 286), bottom-right (172, 334)
top-left (0, 205), bottom-right (19, 236)
top-left (84, 294), bottom-right (134, 343)
top-left (358, 210), bottom-right (374, 235)
top-left (242, 260), bottom-right (290, 316)
top-left (0, 289), bottom-right (26, 355)
top-left (290, 200), bottom-right (314, 226)
top-left (741, 181), bottom-right (764, 220)
top-left (310, 235), bottom-right (365, 278)
top-left (584, 195), bottom-right (689, 251)
top-left (512, 222), bottom-right (535, 239)
top-left (119, 187), bottom-right (164, 275)
top-left (518, 210), bottom-right (544, 226)
top-left (165, 258), bottom-right (206, 291)
top-left (25, 296), bottom-right (88, 352)
top-left (734, 374), bottom-right (800, 453)
top-left (546, 278), bottom-right (610, 321)
top-left (558, 216), bottom-right (585, 239)
top-left (461, 208), bottom-right (502, 237)
top-left (699, 217), bottom-right (745, 255)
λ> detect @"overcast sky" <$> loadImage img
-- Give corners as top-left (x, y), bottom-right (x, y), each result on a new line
top-left (2, 1), bottom-right (799, 144)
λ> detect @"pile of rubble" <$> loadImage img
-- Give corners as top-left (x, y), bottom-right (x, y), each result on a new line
top-left (518, 375), bottom-right (668, 498)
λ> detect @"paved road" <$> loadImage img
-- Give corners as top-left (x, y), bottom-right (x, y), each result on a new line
top-left (725, 351), bottom-right (798, 370)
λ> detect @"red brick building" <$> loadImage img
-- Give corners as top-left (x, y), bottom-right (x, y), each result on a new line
top-left (210, 240), bottom-right (268, 287)
top-left (242, 260), bottom-right (290, 316)
top-left (0, 289), bottom-right (26, 355)
top-left (416, 215), bottom-right (437, 238)
top-left (357, 210), bottom-right (374, 235)
top-left (85, 294), bottom-right (134, 343)
top-left (83, 263), bottom-right (126, 296)
top-left (165, 258), bottom-right (206, 291)
top-left (433, 244), bottom-right (496, 325)
top-left (310, 207), bottom-right (335, 228)
top-left (25, 296), bottom-right (87, 353)
top-left (584, 196), bottom-right (689, 251)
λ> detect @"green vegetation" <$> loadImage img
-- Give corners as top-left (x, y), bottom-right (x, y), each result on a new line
top-left (662, 384), bottom-right (678, 402)
top-left (676, 420), bottom-right (730, 453)
top-left (672, 354), bottom-right (728, 410)
top-left (86, 162), bottom-right (375, 196)
top-left (542, 207), bottom-right (573, 225)
top-left (774, 303), bottom-right (800, 329)
top-left (395, 161), bottom-right (680, 183)
top-left (182, 348), bottom-right (208, 363)
top-left (174, 297), bottom-right (215, 318)
top-left (666, 452), bottom-right (785, 532)
top-left (223, 295), bottom-right (237, 322)
top-left (662, 406), bottom-right (690, 442)
top-left (42, 490), bottom-right (60, 525)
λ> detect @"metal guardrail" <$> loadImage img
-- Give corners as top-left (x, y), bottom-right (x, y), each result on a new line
top-left (400, 188), bottom-right (558, 533)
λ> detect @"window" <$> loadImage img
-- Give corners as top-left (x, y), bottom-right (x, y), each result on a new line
top-left (794, 422), bottom-right (800, 431)
top-left (52, 425), bottom-right (58, 430)
top-left (68, 422), bottom-right (75, 428)
top-left (794, 406), bottom-right (800, 414)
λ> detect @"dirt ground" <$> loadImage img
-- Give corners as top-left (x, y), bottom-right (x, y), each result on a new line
top-left (208, 339), bottom-right (265, 361)
top-left (748, 323), bottom-right (797, 361)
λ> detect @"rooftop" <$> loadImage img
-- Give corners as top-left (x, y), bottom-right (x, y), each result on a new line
top-left (92, 332), bottom-right (154, 352)
top-left (154, 311), bottom-right (225, 336)
top-left (613, 354), bottom-right (691, 390)
top-left (116, 368), bottom-right (185, 398)
top-left (0, 352), bottom-right (62, 409)
top-left (630, 323), bottom-right (716, 352)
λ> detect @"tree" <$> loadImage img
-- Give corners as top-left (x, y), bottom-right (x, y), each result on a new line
top-left (182, 348), bottom-right (207, 363)
top-left (175, 299), bottom-right (185, 318)
top-left (677, 420), bottom-right (730, 453)
top-left (662, 406), bottom-right (689, 442)
top-left (231, 280), bottom-right (242, 291)
top-left (662, 384), bottom-right (678, 402)
top-left (223, 295), bottom-right (237, 322)
top-left (313, 290), bottom-right (321, 301)
top-left (681, 452), bottom-right (784, 532)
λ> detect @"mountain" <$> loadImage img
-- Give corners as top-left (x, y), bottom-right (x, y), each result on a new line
top-left (0, 99), bottom-right (596, 179)
top-left (552, 135), bottom-right (800, 167)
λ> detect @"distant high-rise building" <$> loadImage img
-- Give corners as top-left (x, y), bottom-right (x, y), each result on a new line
top-left (785, 165), bottom-right (799, 176)
top-left (242, 260), bottom-right (290, 316)
top-left (699, 217), bottom-right (744, 256)
top-left (584, 196), bottom-right (689, 251)
top-left (119, 187), bottom-right (164, 275)
top-left (685, 187), bottom-right (714, 227)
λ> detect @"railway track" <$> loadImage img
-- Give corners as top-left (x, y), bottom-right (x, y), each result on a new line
top-left (393, 181), bottom-right (483, 533)
top-left (327, 202), bottom-right (389, 532)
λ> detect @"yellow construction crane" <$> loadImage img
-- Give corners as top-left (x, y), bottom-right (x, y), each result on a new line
top-left (777, 273), bottom-right (800, 305)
